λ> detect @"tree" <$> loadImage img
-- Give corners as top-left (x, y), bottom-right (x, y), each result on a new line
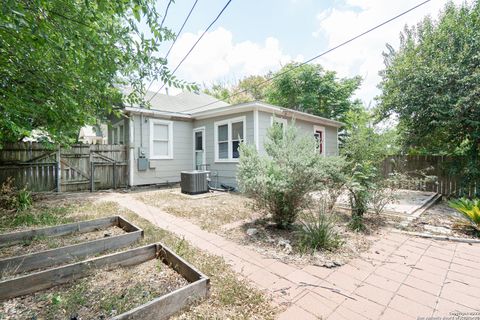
top-left (341, 107), bottom-right (399, 230)
top-left (0, 0), bottom-right (194, 146)
top-left (203, 64), bottom-right (361, 124)
top-left (266, 63), bottom-right (362, 123)
top-left (376, 1), bottom-right (480, 183)
top-left (203, 75), bottom-right (267, 104)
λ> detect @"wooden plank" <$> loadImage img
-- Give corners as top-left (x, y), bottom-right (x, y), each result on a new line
top-left (0, 244), bottom-right (156, 300)
top-left (157, 244), bottom-right (204, 283)
top-left (113, 279), bottom-right (209, 320)
top-left (0, 216), bottom-right (117, 248)
top-left (0, 230), bottom-right (142, 275)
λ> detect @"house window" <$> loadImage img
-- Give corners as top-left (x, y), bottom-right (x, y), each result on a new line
top-left (271, 116), bottom-right (287, 131)
top-left (112, 122), bottom-right (124, 145)
top-left (313, 125), bottom-right (325, 155)
top-left (214, 116), bottom-right (246, 162)
top-left (150, 119), bottom-right (173, 159)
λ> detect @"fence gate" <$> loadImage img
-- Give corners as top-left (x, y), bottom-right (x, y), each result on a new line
top-left (0, 143), bottom-right (128, 192)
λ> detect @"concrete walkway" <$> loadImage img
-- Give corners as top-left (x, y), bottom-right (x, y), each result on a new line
top-left (103, 193), bottom-right (480, 319)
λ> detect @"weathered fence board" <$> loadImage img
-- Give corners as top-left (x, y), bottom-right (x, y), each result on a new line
top-left (382, 155), bottom-right (479, 197)
top-left (0, 142), bottom-right (127, 192)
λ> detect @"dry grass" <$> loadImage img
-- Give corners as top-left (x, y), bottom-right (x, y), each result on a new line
top-left (137, 188), bottom-right (259, 231)
top-left (0, 198), bottom-right (278, 320)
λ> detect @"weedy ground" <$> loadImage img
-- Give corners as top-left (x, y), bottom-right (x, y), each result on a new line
top-left (0, 197), bottom-right (278, 320)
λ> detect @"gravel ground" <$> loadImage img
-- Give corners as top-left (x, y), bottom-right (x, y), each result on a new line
top-left (408, 201), bottom-right (479, 238)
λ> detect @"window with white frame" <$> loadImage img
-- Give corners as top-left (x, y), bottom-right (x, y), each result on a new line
top-left (215, 116), bottom-right (246, 162)
top-left (271, 116), bottom-right (287, 131)
top-left (313, 125), bottom-right (325, 155)
top-left (112, 122), bottom-right (125, 145)
top-left (150, 119), bottom-right (173, 159)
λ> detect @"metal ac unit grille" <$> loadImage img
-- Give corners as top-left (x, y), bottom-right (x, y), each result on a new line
top-left (180, 171), bottom-right (209, 195)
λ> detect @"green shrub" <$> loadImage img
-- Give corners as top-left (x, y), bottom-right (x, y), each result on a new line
top-left (238, 122), bottom-right (325, 228)
top-left (346, 162), bottom-right (377, 230)
top-left (448, 198), bottom-right (480, 231)
top-left (16, 188), bottom-right (32, 211)
top-left (297, 204), bottom-right (342, 252)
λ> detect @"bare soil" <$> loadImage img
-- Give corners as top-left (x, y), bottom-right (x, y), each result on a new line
top-left (0, 225), bottom-right (126, 259)
top-left (223, 210), bottom-right (389, 268)
top-left (137, 189), bottom-right (259, 232)
top-left (407, 201), bottom-right (480, 239)
top-left (0, 258), bottom-right (188, 319)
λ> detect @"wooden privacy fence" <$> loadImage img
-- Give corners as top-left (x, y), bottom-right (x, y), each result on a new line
top-left (382, 155), bottom-right (479, 197)
top-left (0, 143), bottom-right (128, 192)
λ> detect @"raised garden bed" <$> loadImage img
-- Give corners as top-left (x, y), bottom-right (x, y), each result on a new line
top-left (0, 216), bottom-right (143, 277)
top-left (0, 243), bottom-right (209, 319)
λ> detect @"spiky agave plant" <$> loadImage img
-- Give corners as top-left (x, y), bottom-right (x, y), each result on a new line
top-left (448, 198), bottom-right (480, 231)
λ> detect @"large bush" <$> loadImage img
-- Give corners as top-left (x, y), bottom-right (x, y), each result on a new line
top-left (237, 122), bottom-right (326, 228)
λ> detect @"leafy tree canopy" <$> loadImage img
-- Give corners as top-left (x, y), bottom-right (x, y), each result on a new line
top-left (204, 63), bottom-right (362, 123)
top-left (0, 0), bottom-right (194, 146)
top-left (376, 1), bottom-right (480, 179)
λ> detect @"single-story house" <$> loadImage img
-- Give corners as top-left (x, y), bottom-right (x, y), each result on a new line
top-left (109, 91), bottom-right (343, 188)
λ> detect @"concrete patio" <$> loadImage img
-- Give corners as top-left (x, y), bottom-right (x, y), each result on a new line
top-left (102, 193), bottom-right (480, 319)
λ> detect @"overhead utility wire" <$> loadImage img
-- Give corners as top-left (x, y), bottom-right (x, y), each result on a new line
top-left (181, 0), bottom-right (432, 113)
top-left (146, 0), bottom-right (199, 92)
top-left (148, 0), bottom-right (233, 102)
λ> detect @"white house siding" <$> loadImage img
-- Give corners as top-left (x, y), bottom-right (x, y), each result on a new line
top-left (129, 114), bottom-right (193, 185)
top-left (193, 111), bottom-right (254, 188)
top-left (257, 111), bottom-right (339, 156)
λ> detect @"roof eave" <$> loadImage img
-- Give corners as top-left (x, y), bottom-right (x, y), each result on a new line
top-left (191, 101), bottom-right (344, 127)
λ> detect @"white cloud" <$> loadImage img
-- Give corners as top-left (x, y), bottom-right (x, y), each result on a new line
top-left (313, 0), bottom-right (468, 106)
top-left (148, 27), bottom-right (302, 93)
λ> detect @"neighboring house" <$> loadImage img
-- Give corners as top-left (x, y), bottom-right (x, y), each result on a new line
top-left (78, 125), bottom-right (108, 144)
top-left (110, 91), bottom-right (343, 188)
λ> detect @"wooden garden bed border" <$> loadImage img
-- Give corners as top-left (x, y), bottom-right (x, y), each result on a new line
top-left (0, 216), bottom-right (143, 275)
top-left (0, 243), bottom-right (210, 320)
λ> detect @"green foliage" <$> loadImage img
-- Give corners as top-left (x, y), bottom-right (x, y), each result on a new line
top-left (348, 214), bottom-right (366, 232)
top-left (341, 106), bottom-right (398, 226)
top-left (204, 63), bottom-right (362, 123)
top-left (0, 0), bottom-right (195, 145)
top-left (266, 63), bottom-right (363, 123)
top-left (449, 198), bottom-right (480, 231)
top-left (297, 207), bottom-right (342, 253)
top-left (346, 162), bottom-right (377, 219)
top-left (0, 177), bottom-right (32, 212)
top-left (237, 122), bottom-right (324, 228)
top-left (376, 1), bottom-right (480, 183)
top-left (16, 188), bottom-right (32, 211)
top-left (342, 107), bottom-right (399, 165)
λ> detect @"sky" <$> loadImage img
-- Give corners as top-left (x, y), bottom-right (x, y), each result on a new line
top-left (144, 0), bottom-right (467, 106)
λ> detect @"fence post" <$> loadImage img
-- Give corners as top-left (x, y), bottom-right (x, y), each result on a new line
top-left (55, 148), bottom-right (61, 192)
top-left (113, 161), bottom-right (117, 190)
top-left (90, 162), bottom-right (95, 192)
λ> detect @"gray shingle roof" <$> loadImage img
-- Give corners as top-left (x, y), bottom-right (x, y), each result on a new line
top-left (145, 91), bottom-right (229, 113)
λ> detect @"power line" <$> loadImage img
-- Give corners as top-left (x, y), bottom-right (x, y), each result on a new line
top-left (165, 0), bottom-right (199, 60)
top-left (182, 0), bottom-right (432, 113)
top-left (146, 0), bottom-right (199, 92)
top-left (148, 0), bottom-right (233, 102)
